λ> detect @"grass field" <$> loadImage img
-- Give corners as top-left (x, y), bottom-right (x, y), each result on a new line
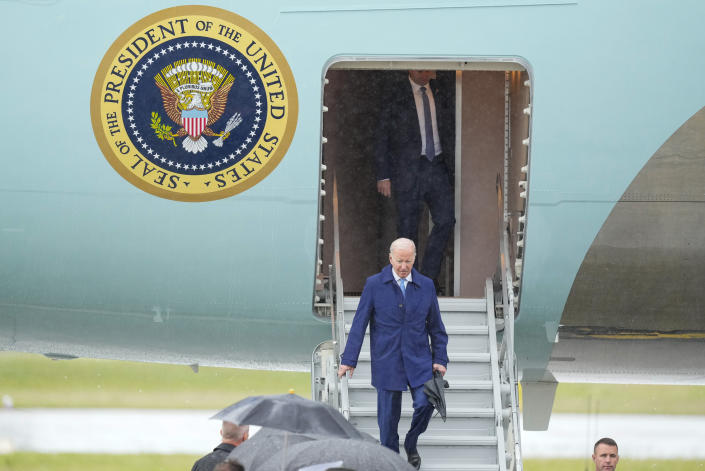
top-left (0, 353), bottom-right (310, 409)
top-left (1, 352), bottom-right (704, 413)
top-left (523, 458), bottom-right (705, 470)
top-left (551, 383), bottom-right (705, 415)
top-left (0, 454), bottom-right (703, 471)
top-left (0, 453), bottom-right (198, 471)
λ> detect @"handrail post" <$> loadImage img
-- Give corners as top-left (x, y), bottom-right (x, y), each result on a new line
top-left (329, 176), bottom-right (350, 419)
top-left (496, 173), bottom-right (523, 470)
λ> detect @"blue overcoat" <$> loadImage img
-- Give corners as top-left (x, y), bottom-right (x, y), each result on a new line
top-left (341, 265), bottom-right (448, 391)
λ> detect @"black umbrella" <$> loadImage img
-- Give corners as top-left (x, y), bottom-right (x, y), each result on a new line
top-left (254, 437), bottom-right (416, 471)
top-left (211, 394), bottom-right (367, 439)
top-left (228, 428), bottom-right (321, 471)
top-left (423, 370), bottom-right (449, 421)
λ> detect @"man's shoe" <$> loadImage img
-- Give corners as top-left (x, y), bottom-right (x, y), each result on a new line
top-left (406, 449), bottom-right (421, 470)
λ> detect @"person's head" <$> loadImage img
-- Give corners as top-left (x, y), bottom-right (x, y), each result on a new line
top-left (220, 421), bottom-right (249, 446)
top-left (214, 459), bottom-right (245, 471)
top-left (592, 437), bottom-right (619, 471)
top-left (408, 70), bottom-right (436, 86)
top-left (389, 238), bottom-right (416, 279)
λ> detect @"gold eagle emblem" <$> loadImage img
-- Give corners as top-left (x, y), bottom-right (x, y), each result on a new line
top-left (153, 59), bottom-right (238, 154)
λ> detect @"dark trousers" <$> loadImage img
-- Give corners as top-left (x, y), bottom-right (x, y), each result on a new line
top-left (376, 385), bottom-right (435, 454)
top-left (395, 156), bottom-right (455, 281)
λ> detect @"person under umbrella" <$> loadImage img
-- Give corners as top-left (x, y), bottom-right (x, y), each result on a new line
top-left (227, 427), bottom-right (322, 471)
top-left (192, 421), bottom-right (249, 471)
top-left (211, 393), bottom-right (367, 440)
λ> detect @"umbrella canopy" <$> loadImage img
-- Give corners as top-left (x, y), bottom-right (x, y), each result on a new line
top-left (423, 370), bottom-right (449, 421)
top-left (228, 428), bottom-right (321, 471)
top-left (212, 394), bottom-right (367, 439)
top-left (255, 438), bottom-right (416, 471)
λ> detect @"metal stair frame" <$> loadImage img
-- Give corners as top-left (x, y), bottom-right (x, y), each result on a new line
top-left (311, 176), bottom-right (523, 470)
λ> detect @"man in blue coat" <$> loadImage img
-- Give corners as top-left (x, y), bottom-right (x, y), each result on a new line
top-left (338, 238), bottom-right (448, 469)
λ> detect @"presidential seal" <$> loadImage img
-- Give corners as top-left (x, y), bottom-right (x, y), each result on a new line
top-left (91, 6), bottom-right (298, 201)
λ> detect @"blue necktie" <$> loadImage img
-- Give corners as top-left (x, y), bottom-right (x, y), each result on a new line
top-left (399, 278), bottom-right (406, 296)
top-left (420, 86), bottom-right (435, 161)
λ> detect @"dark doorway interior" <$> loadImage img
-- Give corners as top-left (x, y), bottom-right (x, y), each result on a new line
top-left (321, 66), bottom-right (529, 298)
top-left (321, 69), bottom-right (455, 295)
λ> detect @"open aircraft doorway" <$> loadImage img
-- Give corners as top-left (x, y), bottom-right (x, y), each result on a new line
top-left (317, 58), bottom-right (531, 300)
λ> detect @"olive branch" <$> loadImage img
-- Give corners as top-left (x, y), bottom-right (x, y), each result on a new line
top-left (150, 112), bottom-right (177, 147)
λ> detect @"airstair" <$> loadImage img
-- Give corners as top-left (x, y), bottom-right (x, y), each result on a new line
top-left (340, 292), bottom-right (517, 471)
top-left (312, 180), bottom-right (523, 470)
top-left (313, 263), bottom-right (523, 471)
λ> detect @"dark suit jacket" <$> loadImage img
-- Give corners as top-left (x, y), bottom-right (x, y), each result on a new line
top-left (374, 73), bottom-right (455, 195)
top-left (191, 442), bottom-right (236, 471)
top-left (341, 265), bottom-right (448, 390)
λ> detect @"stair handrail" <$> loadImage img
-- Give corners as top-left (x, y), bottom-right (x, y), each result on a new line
top-left (496, 174), bottom-right (523, 471)
top-left (486, 278), bottom-right (508, 471)
top-left (330, 176), bottom-right (350, 419)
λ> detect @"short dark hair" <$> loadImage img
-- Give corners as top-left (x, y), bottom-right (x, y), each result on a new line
top-left (214, 459), bottom-right (245, 471)
top-left (594, 437), bottom-right (618, 452)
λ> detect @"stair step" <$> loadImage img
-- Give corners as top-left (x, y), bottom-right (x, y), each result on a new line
top-left (343, 297), bottom-right (489, 326)
top-left (349, 406), bottom-right (495, 418)
top-left (345, 325), bottom-right (488, 335)
top-left (347, 379), bottom-right (493, 390)
top-left (415, 435), bottom-right (498, 446)
top-left (344, 326), bottom-right (490, 354)
top-left (344, 311), bottom-right (488, 327)
top-left (347, 382), bottom-right (494, 409)
top-left (357, 352), bottom-right (490, 362)
top-left (352, 415), bottom-right (496, 437)
top-left (343, 297), bottom-right (486, 312)
top-left (350, 361), bottom-right (491, 383)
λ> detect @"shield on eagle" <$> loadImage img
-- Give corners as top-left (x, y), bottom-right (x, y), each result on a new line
top-left (181, 108), bottom-right (209, 139)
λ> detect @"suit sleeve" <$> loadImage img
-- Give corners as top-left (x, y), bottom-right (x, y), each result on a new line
top-left (427, 296), bottom-right (449, 367)
top-left (340, 281), bottom-right (374, 367)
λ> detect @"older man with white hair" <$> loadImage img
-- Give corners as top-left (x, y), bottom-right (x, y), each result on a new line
top-left (338, 237), bottom-right (448, 470)
top-left (192, 421), bottom-right (249, 471)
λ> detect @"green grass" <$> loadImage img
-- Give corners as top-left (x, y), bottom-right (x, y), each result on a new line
top-left (0, 352), bottom-right (310, 409)
top-left (524, 459), bottom-right (705, 470)
top-left (551, 383), bottom-right (705, 415)
top-left (0, 453), bottom-right (199, 471)
top-left (0, 455), bottom-right (703, 471)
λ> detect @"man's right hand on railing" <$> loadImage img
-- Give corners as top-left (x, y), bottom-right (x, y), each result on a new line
top-left (337, 364), bottom-right (355, 379)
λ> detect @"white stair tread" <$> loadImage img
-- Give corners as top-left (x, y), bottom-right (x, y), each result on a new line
top-left (348, 378), bottom-right (492, 391)
top-left (344, 296), bottom-right (486, 312)
top-left (345, 325), bottom-right (489, 335)
top-left (412, 435), bottom-right (498, 446)
top-left (350, 406), bottom-right (495, 418)
top-left (347, 379), bottom-right (493, 390)
top-left (357, 352), bottom-right (490, 362)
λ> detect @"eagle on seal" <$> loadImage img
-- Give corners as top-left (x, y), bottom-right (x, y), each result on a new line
top-left (155, 78), bottom-right (233, 154)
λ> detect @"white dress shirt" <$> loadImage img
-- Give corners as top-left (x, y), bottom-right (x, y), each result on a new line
top-left (408, 76), bottom-right (442, 158)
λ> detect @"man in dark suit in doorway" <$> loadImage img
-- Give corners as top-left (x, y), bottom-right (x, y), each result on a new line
top-left (374, 70), bottom-right (455, 293)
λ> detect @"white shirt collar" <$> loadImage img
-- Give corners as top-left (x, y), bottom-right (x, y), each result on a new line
top-left (392, 268), bottom-right (412, 284)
